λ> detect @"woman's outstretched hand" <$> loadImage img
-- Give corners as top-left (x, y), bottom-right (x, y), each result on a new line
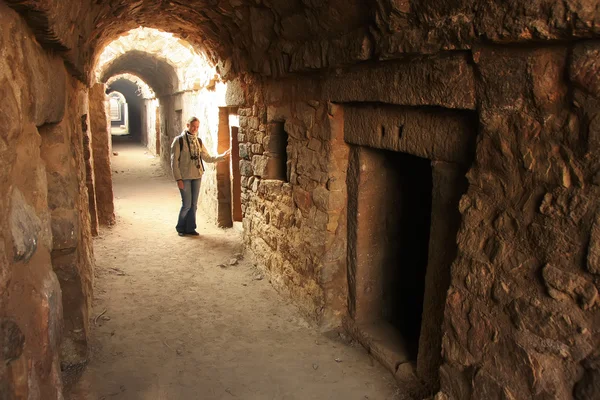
top-left (223, 149), bottom-right (231, 158)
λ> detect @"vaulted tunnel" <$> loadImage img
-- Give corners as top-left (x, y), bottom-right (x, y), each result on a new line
top-left (100, 51), bottom-right (179, 97)
top-left (2, 1), bottom-right (600, 399)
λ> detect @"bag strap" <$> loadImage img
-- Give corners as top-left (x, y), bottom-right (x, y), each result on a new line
top-left (180, 134), bottom-right (205, 172)
top-left (178, 136), bottom-right (184, 162)
top-left (198, 138), bottom-right (205, 172)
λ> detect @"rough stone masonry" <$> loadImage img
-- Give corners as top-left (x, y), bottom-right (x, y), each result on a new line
top-left (1, 0), bottom-right (599, 399)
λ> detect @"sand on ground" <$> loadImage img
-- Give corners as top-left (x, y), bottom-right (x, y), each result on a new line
top-left (65, 138), bottom-right (401, 400)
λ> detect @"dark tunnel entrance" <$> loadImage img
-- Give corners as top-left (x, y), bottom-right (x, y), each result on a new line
top-left (107, 79), bottom-right (143, 143)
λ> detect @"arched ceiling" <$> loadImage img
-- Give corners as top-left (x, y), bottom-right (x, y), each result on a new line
top-left (106, 74), bottom-right (155, 99)
top-left (3, 0), bottom-right (372, 82)
top-left (99, 51), bottom-right (178, 97)
top-left (95, 28), bottom-right (217, 92)
top-left (4, 0), bottom-right (600, 84)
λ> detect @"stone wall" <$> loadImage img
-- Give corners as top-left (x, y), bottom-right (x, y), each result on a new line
top-left (142, 98), bottom-right (160, 156)
top-left (236, 77), bottom-right (350, 329)
top-left (439, 44), bottom-right (600, 400)
top-left (234, 44), bottom-right (600, 397)
top-left (40, 78), bottom-right (95, 371)
top-left (0, 3), bottom-right (94, 397)
top-left (1, 0), bottom-right (599, 398)
top-left (89, 83), bottom-right (116, 226)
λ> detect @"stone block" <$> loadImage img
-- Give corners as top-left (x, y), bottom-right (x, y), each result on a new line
top-left (285, 120), bottom-right (307, 140)
top-left (323, 55), bottom-right (476, 110)
top-left (225, 78), bottom-right (245, 106)
top-left (312, 186), bottom-right (329, 212)
top-left (267, 104), bottom-right (291, 122)
top-left (251, 143), bottom-right (264, 154)
top-left (252, 155), bottom-right (269, 177)
top-left (252, 178), bottom-right (260, 192)
top-left (575, 352), bottom-right (600, 400)
top-left (51, 211), bottom-right (79, 251)
top-left (292, 186), bottom-right (312, 213)
top-left (248, 117), bottom-right (260, 130)
top-left (1, 319), bottom-right (25, 364)
top-left (46, 172), bottom-right (76, 210)
top-left (343, 104), bottom-right (476, 164)
top-left (239, 143), bottom-right (251, 160)
top-left (295, 102), bottom-right (316, 129)
top-left (542, 264), bottom-right (598, 310)
top-left (307, 138), bottom-right (321, 152)
top-left (9, 188), bottom-right (42, 263)
top-left (570, 41), bottom-right (600, 98)
top-left (239, 160), bottom-right (253, 176)
top-left (587, 212), bottom-right (600, 275)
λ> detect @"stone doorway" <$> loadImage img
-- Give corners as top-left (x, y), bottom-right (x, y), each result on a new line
top-left (343, 103), bottom-right (475, 394)
top-left (155, 106), bottom-right (161, 155)
top-left (216, 108), bottom-right (243, 228)
top-left (230, 122), bottom-right (243, 223)
top-left (347, 145), bottom-right (432, 358)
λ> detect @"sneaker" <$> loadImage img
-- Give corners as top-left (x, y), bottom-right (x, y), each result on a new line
top-left (177, 232), bottom-right (186, 237)
top-left (187, 231), bottom-right (200, 236)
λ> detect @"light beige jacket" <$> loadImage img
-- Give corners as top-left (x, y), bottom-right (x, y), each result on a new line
top-left (170, 131), bottom-right (226, 180)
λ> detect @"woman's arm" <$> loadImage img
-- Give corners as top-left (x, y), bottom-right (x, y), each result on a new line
top-left (200, 146), bottom-right (230, 163)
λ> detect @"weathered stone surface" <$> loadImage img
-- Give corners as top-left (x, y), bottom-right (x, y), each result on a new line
top-left (9, 188), bottom-right (42, 263)
top-left (575, 352), bottom-right (600, 400)
top-left (542, 264), bottom-right (598, 310)
top-left (3, 1), bottom-right (600, 399)
top-left (251, 155), bottom-right (269, 177)
top-left (6, 0), bottom-right (599, 82)
top-left (50, 211), bottom-right (79, 251)
top-left (0, 319), bottom-right (25, 364)
top-left (587, 212), bottom-right (600, 275)
top-left (571, 41), bottom-right (600, 98)
top-left (100, 51), bottom-right (179, 96)
top-left (324, 56), bottom-right (476, 110)
top-left (89, 83), bottom-right (115, 226)
top-left (344, 104), bottom-right (477, 163)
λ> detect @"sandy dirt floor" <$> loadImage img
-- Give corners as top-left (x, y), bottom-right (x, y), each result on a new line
top-left (65, 138), bottom-right (401, 400)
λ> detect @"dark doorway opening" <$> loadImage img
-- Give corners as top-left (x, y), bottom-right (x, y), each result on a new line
top-left (380, 151), bottom-right (432, 358)
top-left (230, 125), bottom-right (242, 222)
top-left (107, 80), bottom-right (143, 141)
top-left (347, 144), bottom-right (468, 395)
top-left (266, 121), bottom-right (289, 182)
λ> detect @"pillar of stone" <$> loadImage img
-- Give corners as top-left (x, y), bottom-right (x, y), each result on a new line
top-left (40, 78), bottom-right (95, 372)
top-left (416, 161), bottom-right (467, 392)
top-left (348, 146), bottom-right (388, 323)
top-left (216, 107), bottom-right (233, 227)
top-left (89, 84), bottom-right (116, 226)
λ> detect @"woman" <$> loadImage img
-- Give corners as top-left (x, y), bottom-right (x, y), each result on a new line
top-left (170, 116), bottom-right (230, 236)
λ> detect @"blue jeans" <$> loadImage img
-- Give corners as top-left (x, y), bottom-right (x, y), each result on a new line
top-left (176, 179), bottom-right (201, 233)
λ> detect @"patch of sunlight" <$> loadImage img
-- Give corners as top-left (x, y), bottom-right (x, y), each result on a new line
top-left (94, 27), bottom-right (219, 92)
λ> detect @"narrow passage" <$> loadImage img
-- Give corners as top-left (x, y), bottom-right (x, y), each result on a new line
top-left (66, 139), bottom-right (399, 400)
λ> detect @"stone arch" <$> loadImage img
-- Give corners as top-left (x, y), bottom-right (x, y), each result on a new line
top-left (106, 73), bottom-right (156, 99)
top-left (107, 91), bottom-right (127, 129)
top-left (99, 50), bottom-right (179, 97)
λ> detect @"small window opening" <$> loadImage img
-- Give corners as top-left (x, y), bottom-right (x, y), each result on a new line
top-left (266, 121), bottom-right (289, 182)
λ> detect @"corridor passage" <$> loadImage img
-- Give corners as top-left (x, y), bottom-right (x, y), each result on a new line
top-left (66, 139), bottom-right (399, 400)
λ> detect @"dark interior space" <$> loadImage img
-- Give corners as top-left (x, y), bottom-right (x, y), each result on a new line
top-left (381, 150), bottom-right (433, 359)
top-left (230, 125), bottom-right (243, 222)
top-left (107, 79), bottom-right (143, 143)
top-left (268, 121), bottom-right (289, 182)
